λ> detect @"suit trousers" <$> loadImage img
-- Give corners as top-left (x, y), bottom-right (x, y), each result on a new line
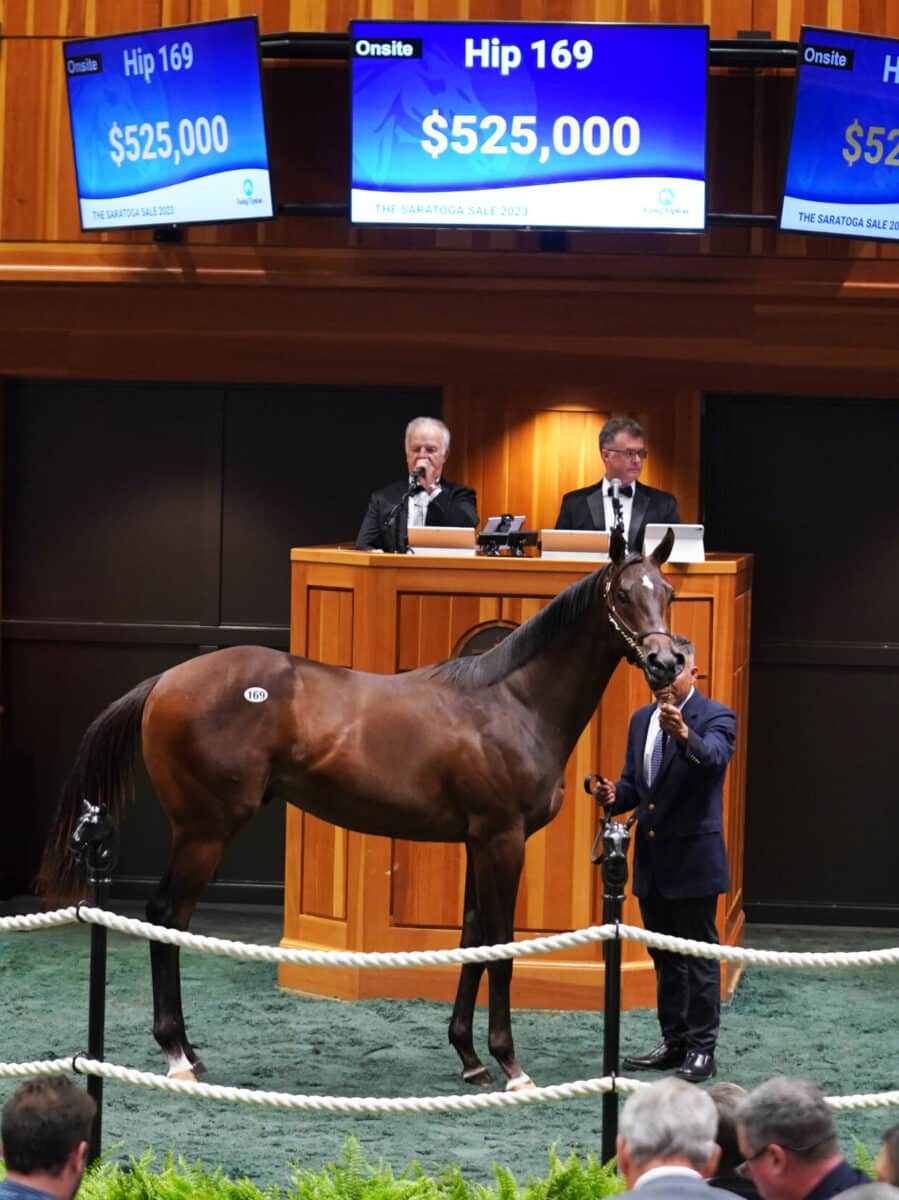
top-left (639, 888), bottom-right (721, 1053)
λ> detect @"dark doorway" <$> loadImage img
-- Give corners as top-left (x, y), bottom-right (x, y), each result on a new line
top-left (1, 381), bottom-right (440, 901)
top-left (703, 395), bottom-right (899, 925)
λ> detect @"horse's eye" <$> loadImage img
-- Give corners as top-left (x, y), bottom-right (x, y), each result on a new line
top-left (617, 589), bottom-right (629, 604)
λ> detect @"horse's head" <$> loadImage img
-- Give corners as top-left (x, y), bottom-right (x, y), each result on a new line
top-left (604, 527), bottom-right (683, 690)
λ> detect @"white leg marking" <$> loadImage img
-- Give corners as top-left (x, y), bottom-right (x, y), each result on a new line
top-left (166, 1052), bottom-right (197, 1081)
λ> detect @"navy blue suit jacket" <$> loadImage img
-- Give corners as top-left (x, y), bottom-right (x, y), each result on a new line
top-left (554, 479), bottom-right (680, 554)
top-left (355, 479), bottom-right (478, 552)
top-left (610, 689), bottom-right (736, 899)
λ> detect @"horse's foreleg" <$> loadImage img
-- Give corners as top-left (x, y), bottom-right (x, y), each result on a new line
top-left (448, 854), bottom-right (492, 1086)
top-left (146, 834), bottom-right (228, 1080)
top-left (471, 827), bottom-right (531, 1089)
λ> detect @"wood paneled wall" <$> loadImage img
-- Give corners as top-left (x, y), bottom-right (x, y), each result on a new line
top-left (444, 384), bottom-right (700, 533)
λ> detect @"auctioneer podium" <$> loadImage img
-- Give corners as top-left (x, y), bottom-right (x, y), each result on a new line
top-left (279, 547), bottom-right (752, 1011)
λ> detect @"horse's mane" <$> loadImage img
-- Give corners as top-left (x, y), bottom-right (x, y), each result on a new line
top-left (431, 563), bottom-right (614, 689)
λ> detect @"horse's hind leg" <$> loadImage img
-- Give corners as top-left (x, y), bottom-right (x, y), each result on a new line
top-left (448, 854), bottom-right (492, 1086)
top-left (146, 834), bottom-right (229, 1079)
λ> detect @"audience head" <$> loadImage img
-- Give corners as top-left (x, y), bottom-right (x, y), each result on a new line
top-left (709, 1081), bottom-right (749, 1174)
top-left (1, 1076), bottom-right (96, 1200)
top-left (736, 1077), bottom-right (841, 1200)
top-left (598, 417), bottom-right (648, 487)
top-left (876, 1125), bottom-right (899, 1186)
top-left (837, 1186), bottom-right (899, 1200)
top-left (617, 1077), bottom-right (720, 1186)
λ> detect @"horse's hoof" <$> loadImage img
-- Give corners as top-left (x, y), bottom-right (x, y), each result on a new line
top-left (168, 1068), bottom-right (198, 1082)
top-left (505, 1073), bottom-right (536, 1092)
top-left (461, 1066), bottom-right (494, 1087)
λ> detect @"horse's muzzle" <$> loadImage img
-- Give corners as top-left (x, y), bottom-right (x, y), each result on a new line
top-left (641, 643), bottom-right (684, 691)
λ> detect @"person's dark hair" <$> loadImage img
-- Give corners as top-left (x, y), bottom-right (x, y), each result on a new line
top-left (737, 1077), bottom-right (838, 1166)
top-left (1, 1077), bottom-right (96, 1175)
top-left (881, 1124), bottom-right (899, 1186)
top-left (599, 416), bottom-right (646, 450)
top-left (709, 1082), bottom-right (749, 1173)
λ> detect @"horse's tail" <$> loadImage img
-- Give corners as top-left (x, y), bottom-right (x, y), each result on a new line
top-left (36, 674), bottom-right (161, 905)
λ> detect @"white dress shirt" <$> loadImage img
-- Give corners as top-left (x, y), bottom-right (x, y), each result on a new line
top-left (643, 686), bottom-right (695, 783)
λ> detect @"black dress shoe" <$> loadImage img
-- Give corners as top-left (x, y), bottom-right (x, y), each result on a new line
top-left (675, 1050), bottom-right (717, 1083)
top-left (623, 1041), bottom-right (686, 1071)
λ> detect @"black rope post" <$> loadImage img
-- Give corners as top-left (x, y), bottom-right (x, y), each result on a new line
top-left (70, 800), bottom-right (119, 1165)
top-left (586, 776), bottom-right (633, 1166)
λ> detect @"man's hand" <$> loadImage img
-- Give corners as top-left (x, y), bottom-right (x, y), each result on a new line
top-left (658, 701), bottom-right (689, 743)
top-left (413, 457), bottom-right (442, 493)
top-left (591, 777), bottom-right (616, 807)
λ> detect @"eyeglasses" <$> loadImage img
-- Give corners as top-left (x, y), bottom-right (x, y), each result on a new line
top-left (606, 447), bottom-right (648, 461)
top-left (737, 1135), bottom-right (834, 1178)
top-left (737, 1147), bottom-right (771, 1178)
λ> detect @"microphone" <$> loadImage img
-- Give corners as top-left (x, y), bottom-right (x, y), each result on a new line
top-left (610, 478), bottom-right (620, 504)
top-left (411, 466), bottom-right (426, 480)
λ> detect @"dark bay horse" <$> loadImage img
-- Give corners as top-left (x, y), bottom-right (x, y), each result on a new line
top-left (39, 527), bottom-right (680, 1089)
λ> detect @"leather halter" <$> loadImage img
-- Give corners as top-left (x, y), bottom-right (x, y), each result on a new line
top-left (600, 554), bottom-right (674, 667)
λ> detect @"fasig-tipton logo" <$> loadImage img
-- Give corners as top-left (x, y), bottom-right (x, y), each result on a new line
top-left (352, 36), bottom-right (423, 59)
top-left (801, 42), bottom-right (854, 70)
top-left (66, 53), bottom-right (103, 75)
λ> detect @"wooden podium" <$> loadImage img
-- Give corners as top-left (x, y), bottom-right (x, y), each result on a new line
top-left (279, 547), bottom-right (752, 1010)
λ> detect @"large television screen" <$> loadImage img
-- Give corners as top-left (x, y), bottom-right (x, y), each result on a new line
top-left (349, 21), bottom-right (708, 230)
top-left (63, 16), bottom-right (274, 231)
top-left (780, 27), bottom-right (899, 241)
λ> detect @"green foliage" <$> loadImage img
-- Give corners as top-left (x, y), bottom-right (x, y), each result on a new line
top-left (49, 1139), bottom-right (625, 1200)
top-left (851, 1135), bottom-right (878, 1179)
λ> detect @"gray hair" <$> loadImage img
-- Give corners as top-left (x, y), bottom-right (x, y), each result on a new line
top-left (620, 1078), bottom-right (718, 1169)
top-left (405, 416), bottom-right (450, 455)
top-left (737, 1077), bottom-right (838, 1164)
top-left (672, 634), bottom-right (695, 659)
top-left (599, 416), bottom-right (646, 450)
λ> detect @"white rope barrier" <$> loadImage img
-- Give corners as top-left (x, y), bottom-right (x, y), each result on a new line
top-left (3, 908), bottom-right (898, 1118)
top-left (0, 1058), bottom-right (638, 1111)
top-left (0, 1056), bottom-right (896, 1116)
top-left (54, 906), bottom-right (899, 971)
top-left (0, 907), bottom-right (78, 932)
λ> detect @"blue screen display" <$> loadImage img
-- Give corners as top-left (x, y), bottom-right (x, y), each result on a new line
top-left (64, 16), bottom-right (273, 230)
top-left (349, 21), bottom-right (708, 230)
top-left (781, 27), bottom-right (899, 240)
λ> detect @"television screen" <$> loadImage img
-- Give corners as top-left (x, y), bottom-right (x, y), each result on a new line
top-left (780, 27), bottom-right (899, 241)
top-left (63, 16), bottom-right (274, 231)
top-left (349, 21), bottom-right (708, 230)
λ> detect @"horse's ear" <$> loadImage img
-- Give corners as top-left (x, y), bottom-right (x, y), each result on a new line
top-left (609, 527), bottom-right (627, 565)
top-left (650, 527), bottom-right (675, 567)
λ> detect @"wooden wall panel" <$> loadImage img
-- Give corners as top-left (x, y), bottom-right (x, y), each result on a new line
top-left (443, 384), bottom-right (700, 534)
top-left (298, 585), bottom-right (353, 920)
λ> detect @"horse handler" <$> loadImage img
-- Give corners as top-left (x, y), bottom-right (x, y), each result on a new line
top-left (593, 634), bottom-right (736, 1084)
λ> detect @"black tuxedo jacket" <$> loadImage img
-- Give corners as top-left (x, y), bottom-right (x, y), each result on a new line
top-left (355, 479), bottom-right (478, 552)
top-left (554, 479), bottom-right (680, 553)
top-left (610, 689), bottom-right (735, 899)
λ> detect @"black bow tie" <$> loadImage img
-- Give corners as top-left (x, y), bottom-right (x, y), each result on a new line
top-left (607, 485), bottom-right (633, 498)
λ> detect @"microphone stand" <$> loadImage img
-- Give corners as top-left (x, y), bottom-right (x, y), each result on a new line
top-left (382, 474), bottom-right (424, 554)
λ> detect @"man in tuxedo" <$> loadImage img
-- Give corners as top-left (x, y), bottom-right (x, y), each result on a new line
top-left (554, 416), bottom-right (680, 553)
top-left (355, 416), bottom-right (479, 552)
top-left (593, 634), bottom-right (736, 1084)
top-left (616, 1077), bottom-right (721, 1200)
top-left (736, 1077), bottom-right (869, 1200)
